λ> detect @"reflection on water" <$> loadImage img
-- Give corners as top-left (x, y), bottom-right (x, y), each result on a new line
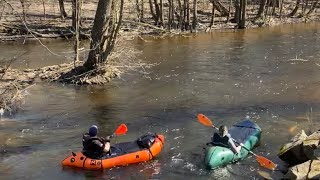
top-left (0, 23), bottom-right (320, 179)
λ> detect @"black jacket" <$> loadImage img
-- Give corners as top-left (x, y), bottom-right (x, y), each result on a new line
top-left (82, 133), bottom-right (105, 158)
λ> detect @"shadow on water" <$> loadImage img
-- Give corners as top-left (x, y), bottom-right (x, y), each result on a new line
top-left (0, 22), bottom-right (320, 179)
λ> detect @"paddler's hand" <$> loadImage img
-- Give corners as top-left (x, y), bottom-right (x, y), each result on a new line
top-left (104, 136), bottom-right (111, 143)
top-left (239, 143), bottom-right (244, 146)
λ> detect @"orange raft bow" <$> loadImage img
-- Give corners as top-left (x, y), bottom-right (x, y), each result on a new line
top-left (61, 134), bottom-right (165, 170)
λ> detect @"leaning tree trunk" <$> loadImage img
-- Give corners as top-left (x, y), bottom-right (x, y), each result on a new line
top-left (211, 0), bottom-right (229, 16)
top-left (256, 0), bottom-right (267, 18)
top-left (84, 0), bottom-right (124, 70)
top-left (58, 0), bottom-right (68, 19)
top-left (288, 0), bottom-right (301, 16)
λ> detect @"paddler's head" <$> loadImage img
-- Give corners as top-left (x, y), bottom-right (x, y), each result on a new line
top-left (218, 125), bottom-right (228, 137)
top-left (88, 125), bottom-right (98, 137)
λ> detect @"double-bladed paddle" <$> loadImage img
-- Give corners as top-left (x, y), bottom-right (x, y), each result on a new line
top-left (197, 114), bottom-right (277, 170)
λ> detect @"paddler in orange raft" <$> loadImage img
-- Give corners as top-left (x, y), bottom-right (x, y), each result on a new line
top-left (82, 125), bottom-right (111, 159)
top-left (61, 123), bottom-right (165, 170)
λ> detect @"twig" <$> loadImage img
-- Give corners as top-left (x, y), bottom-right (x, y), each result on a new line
top-left (287, 55), bottom-right (309, 62)
top-left (123, 20), bottom-right (167, 32)
top-left (2, 0), bottom-right (72, 58)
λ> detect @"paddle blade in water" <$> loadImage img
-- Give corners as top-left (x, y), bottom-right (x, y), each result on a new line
top-left (115, 124), bottom-right (128, 136)
top-left (197, 114), bottom-right (213, 127)
top-left (256, 155), bottom-right (277, 170)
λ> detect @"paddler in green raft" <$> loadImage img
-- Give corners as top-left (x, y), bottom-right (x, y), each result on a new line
top-left (212, 125), bottom-right (244, 154)
top-left (197, 114), bottom-right (277, 170)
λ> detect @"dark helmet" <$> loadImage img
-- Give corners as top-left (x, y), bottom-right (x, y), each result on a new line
top-left (219, 125), bottom-right (228, 137)
top-left (88, 125), bottom-right (98, 137)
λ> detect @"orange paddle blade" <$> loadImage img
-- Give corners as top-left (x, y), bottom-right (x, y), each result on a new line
top-left (197, 114), bottom-right (213, 127)
top-left (256, 155), bottom-right (277, 170)
top-left (115, 124), bottom-right (128, 136)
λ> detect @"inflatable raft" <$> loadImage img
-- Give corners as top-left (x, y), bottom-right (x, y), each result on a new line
top-left (62, 134), bottom-right (165, 170)
top-left (205, 120), bottom-right (261, 169)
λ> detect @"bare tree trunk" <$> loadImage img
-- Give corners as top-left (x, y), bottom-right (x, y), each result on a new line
top-left (160, 0), bottom-right (163, 26)
top-left (103, 0), bottom-right (124, 60)
top-left (74, 0), bottom-right (80, 68)
top-left (154, 0), bottom-right (161, 25)
top-left (238, 0), bottom-right (246, 29)
top-left (168, 0), bottom-right (172, 29)
top-left (84, 0), bottom-right (113, 70)
top-left (183, 0), bottom-right (187, 30)
top-left (72, 0), bottom-right (76, 29)
top-left (171, 0), bottom-right (175, 27)
top-left (149, 0), bottom-right (157, 23)
top-left (20, 0), bottom-right (26, 22)
top-left (136, 0), bottom-right (145, 21)
top-left (226, 0), bottom-right (233, 22)
top-left (187, 0), bottom-right (190, 30)
top-left (272, 0), bottom-right (277, 15)
top-left (209, 3), bottom-right (215, 27)
top-left (192, 0), bottom-right (197, 31)
top-left (58, 0), bottom-right (68, 19)
top-left (279, 0), bottom-right (284, 18)
top-left (178, 0), bottom-right (183, 29)
top-left (288, 0), bottom-right (301, 16)
top-left (141, 0), bottom-right (144, 20)
top-left (256, 0), bottom-right (267, 18)
top-left (234, 0), bottom-right (240, 23)
top-left (42, 0), bottom-right (46, 20)
top-left (136, 0), bottom-right (142, 20)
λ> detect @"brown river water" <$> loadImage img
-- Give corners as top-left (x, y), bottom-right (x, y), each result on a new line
top-left (0, 23), bottom-right (320, 179)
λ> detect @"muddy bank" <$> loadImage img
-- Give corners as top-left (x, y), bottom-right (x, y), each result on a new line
top-left (0, 61), bottom-right (118, 113)
top-left (0, 38), bottom-right (147, 113)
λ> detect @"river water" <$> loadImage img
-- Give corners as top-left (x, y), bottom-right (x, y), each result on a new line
top-left (0, 23), bottom-right (320, 180)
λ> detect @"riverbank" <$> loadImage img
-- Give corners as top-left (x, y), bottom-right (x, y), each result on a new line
top-left (0, 0), bottom-right (319, 41)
